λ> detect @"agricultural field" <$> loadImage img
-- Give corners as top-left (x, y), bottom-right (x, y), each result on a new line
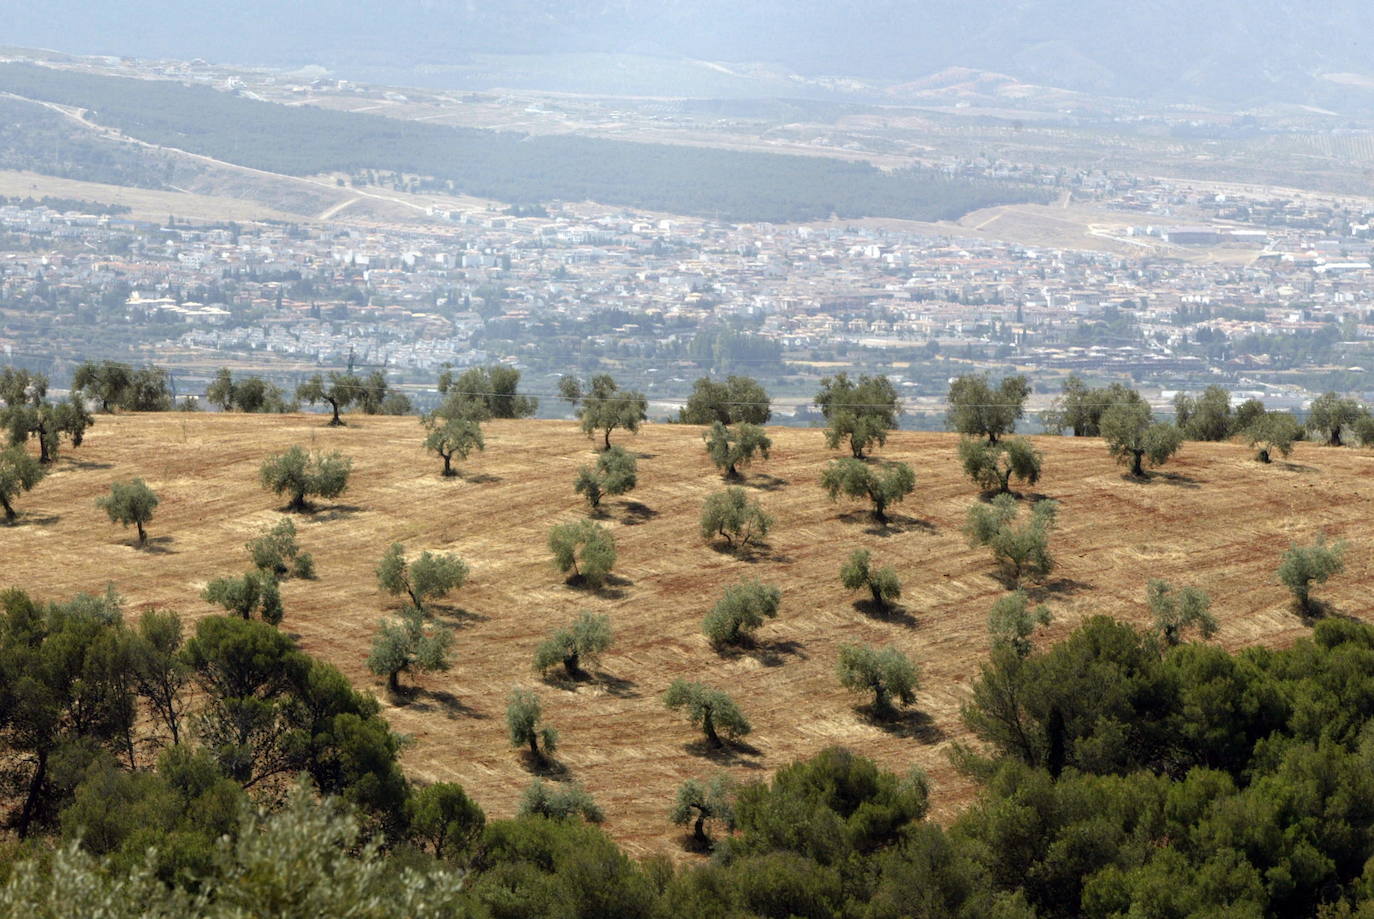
top-left (3, 413), bottom-right (1370, 856)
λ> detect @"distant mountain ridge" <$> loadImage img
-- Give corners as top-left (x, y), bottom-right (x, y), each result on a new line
top-left (7, 0), bottom-right (1374, 111)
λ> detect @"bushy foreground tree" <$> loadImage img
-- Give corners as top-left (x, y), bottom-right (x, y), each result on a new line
top-left (703, 421), bottom-right (771, 479)
top-left (663, 680), bottom-right (750, 747)
top-left (670, 774), bottom-right (736, 846)
top-left (0, 444), bottom-right (44, 522)
top-left (821, 458), bottom-right (915, 523)
top-left (1146, 579), bottom-right (1217, 646)
top-left (814, 372), bottom-right (900, 457)
top-left (703, 580), bottom-right (781, 647)
top-left (559, 374), bottom-right (647, 450)
top-left (367, 606), bottom-right (454, 692)
top-left (700, 487), bottom-right (773, 548)
top-left (574, 445), bottom-right (637, 509)
top-left (406, 782), bottom-right (485, 859)
top-left (548, 519), bottom-right (616, 587)
top-left (259, 446), bottom-right (351, 511)
top-left (203, 570), bottom-right (283, 625)
top-left (376, 543), bottom-right (469, 614)
top-left (840, 549), bottom-right (901, 612)
top-left (96, 478), bottom-right (159, 545)
top-left (965, 494), bottom-right (1058, 584)
top-left (836, 644), bottom-right (919, 718)
top-left (958, 436), bottom-right (1042, 494)
top-left (422, 414), bottom-right (484, 477)
top-left (947, 373), bottom-right (1030, 443)
top-left (1278, 536), bottom-right (1346, 614)
top-left (988, 590), bottom-right (1051, 657)
top-left (534, 611), bottom-right (613, 678)
top-left (520, 779), bottom-right (603, 823)
top-left (1, 369), bottom-right (92, 463)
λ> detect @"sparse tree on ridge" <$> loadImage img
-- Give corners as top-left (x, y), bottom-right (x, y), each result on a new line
top-left (423, 415), bottom-right (484, 477)
top-left (1042, 376), bottom-right (1142, 437)
top-left (72, 360), bottom-right (132, 413)
top-left (965, 494), bottom-right (1058, 585)
top-left (1234, 397), bottom-right (1267, 433)
top-left (821, 458), bottom-right (916, 523)
top-left (679, 375), bottom-right (771, 425)
top-left (203, 570), bottom-right (284, 625)
top-left (548, 519), bottom-right (616, 587)
top-left (367, 606), bottom-right (454, 692)
top-left (703, 579), bottom-right (781, 647)
top-left (814, 372), bottom-right (901, 458)
top-left (958, 437), bottom-right (1042, 495)
top-left (947, 373), bottom-right (1030, 444)
top-left (376, 543), bottom-right (469, 614)
top-left (534, 611), bottom-right (613, 678)
top-left (700, 487), bottom-right (773, 548)
top-left (506, 688), bottom-right (558, 760)
top-left (1306, 392), bottom-right (1367, 447)
top-left (296, 372), bottom-right (360, 426)
top-left (1246, 411), bottom-right (1302, 464)
top-left (663, 679), bottom-right (750, 748)
top-left (670, 774), bottom-right (736, 846)
top-left (840, 549), bottom-right (901, 612)
top-left (837, 643), bottom-right (919, 719)
top-left (0, 445), bottom-right (44, 522)
top-left (574, 445), bottom-right (637, 510)
top-left (1100, 400), bottom-right (1183, 477)
top-left (1278, 536), bottom-right (1346, 615)
top-left (988, 590), bottom-right (1051, 657)
top-left (1174, 385), bottom-right (1233, 441)
top-left (703, 421), bottom-right (771, 479)
top-left (259, 446), bottom-right (351, 512)
top-left (1147, 580), bottom-right (1217, 646)
top-left (559, 373), bottom-right (647, 450)
top-left (96, 478), bottom-right (159, 545)
top-left (437, 364), bottom-right (538, 421)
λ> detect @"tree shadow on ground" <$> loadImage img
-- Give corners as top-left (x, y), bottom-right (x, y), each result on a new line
top-left (299, 503), bottom-right (363, 522)
top-left (62, 458), bottom-right (113, 470)
top-left (1296, 598), bottom-right (1355, 625)
top-left (541, 667), bottom-right (640, 698)
top-left (562, 573), bottom-right (633, 599)
top-left (678, 831), bottom-right (716, 855)
top-left (1024, 577), bottom-right (1092, 600)
top-left (518, 750), bottom-right (570, 778)
top-left (861, 706), bottom-right (946, 744)
top-left (431, 605), bottom-right (489, 629)
top-left (5, 513), bottom-right (61, 528)
top-left (1122, 471), bottom-right (1200, 489)
top-left (1276, 461), bottom-right (1318, 474)
top-left (709, 540), bottom-right (792, 564)
top-left (746, 473), bottom-right (789, 492)
top-left (852, 598), bottom-right (919, 628)
top-left (403, 687), bottom-right (486, 720)
top-left (684, 738), bottom-right (764, 768)
top-left (138, 535), bottom-right (177, 555)
top-left (715, 636), bottom-right (808, 668)
top-left (836, 510), bottom-right (933, 537)
top-left (619, 501), bottom-right (659, 526)
top-left (461, 473), bottom-right (503, 485)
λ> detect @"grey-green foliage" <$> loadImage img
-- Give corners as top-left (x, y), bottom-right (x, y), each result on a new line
top-left (295, 372), bottom-right (359, 425)
top-left (1278, 536), bottom-right (1347, 613)
top-left (1245, 410), bottom-right (1302, 463)
top-left (820, 457), bottom-right (916, 523)
top-left (506, 688), bottom-right (558, 758)
top-left (703, 421), bottom-right (772, 479)
top-left (422, 415), bottom-right (484, 477)
top-left (988, 590), bottom-right (1052, 657)
top-left (1100, 400), bottom-right (1184, 477)
top-left (259, 446), bottom-right (351, 511)
top-left (663, 679), bottom-right (750, 747)
top-left (245, 517), bottom-right (314, 579)
top-left (958, 436), bottom-right (1042, 494)
top-left (1146, 580), bottom-right (1217, 646)
top-left (840, 549), bottom-right (901, 611)
top-left (520, 779), bottom-right (604, 823)
top-left (376, 543), bottom-right (469, 613)
top-left (947, 373), bottom-right (1031, 444)
top-left (837, 643), bottom-right (919, 718)
top-left (534, 611), bottom-right (613, 677)
top-left (559, 373), bottom-right (647, 450)
top-left (965, 494), bottom-right (1058, 585)
top-left (366, 606), bottom-right (454, 692)
top-left (547, 519), bottom-right (616, 587)
top-left (203, 570), bottom-right (284, 626)
top-left (814, 372), bottom-right (901, 458)
top-left (1042, 377), bottom-right (1143, 437)
top-left (1306, 392), bottom-right (1367, 447)
top-left (670, 774), bottom-right (736, 845)
top-left (699, 487), bottom-right (773, 548)
top-left (1234, 397), bottom-right (1266, 432)
top-left (96, 477), bottom-right (158, 544)
top-left (678, 375), bottom-right (771, 425)
top-left (1173, 385), bottom-right (1233, 441)
top-left (436, 364), bottom-right (538, 421)
top-left (574, 445), bottom-right (637, 509)
top-left (0, 444), bottom-right (44, 521)
top-left (703, 579), bottom-right (781, 646)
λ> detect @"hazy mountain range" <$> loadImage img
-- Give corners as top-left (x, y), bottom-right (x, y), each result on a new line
top-left (7, 0), bottom-right (1374, 111)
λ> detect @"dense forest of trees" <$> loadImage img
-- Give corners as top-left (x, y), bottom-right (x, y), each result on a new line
top-left (0, 64), bottom-right (1052, 222)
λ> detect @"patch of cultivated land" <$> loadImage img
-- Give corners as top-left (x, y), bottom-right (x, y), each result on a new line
top-left (4, 414), bottom-right (1372, 856)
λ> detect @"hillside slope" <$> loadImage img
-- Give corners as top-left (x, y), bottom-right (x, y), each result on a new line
top-left (3, 414), bottom-right (1370, 855)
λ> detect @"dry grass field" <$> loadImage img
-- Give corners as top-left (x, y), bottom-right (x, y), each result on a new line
top-left (3, 413), bottom-right (1372, 856)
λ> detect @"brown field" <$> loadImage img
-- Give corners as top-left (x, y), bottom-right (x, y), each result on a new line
top-left (4, 414), bottom-right (1372, 857)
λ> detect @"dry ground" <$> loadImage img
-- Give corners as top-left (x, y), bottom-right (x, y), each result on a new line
top-left (3, 414), bottom-right (1372, 857)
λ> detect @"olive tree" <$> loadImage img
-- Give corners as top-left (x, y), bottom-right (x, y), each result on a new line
top-left (965, 494), bottom-right (1058, 585)
top-left (259, 446), bottom-right (351, 511)
top-left (72, 360), bottom-right (132, 413)
top-left (559, 374), bottom-right (647, 450)
top-left (1043, 378), bottom-right (1143, 437)
top-left (947, 374), bottom-right (1030, 444)
top-left (203, 570), bottom-right (284, 625)
top-left (820, 458), bottom-right (916, 523)
top-left (663, 680), bottom-right (750, 748)
top-left (296, 372), bottom-right (360, 425)
top-left (958, 437), bottom-right (1042, 494)
top-left (1100, 400), bottom-right (1183, 477)
top-left (1278, 536), bottom-right (1346, 614)
top-left (1234, 397), bottom-right (1266, 432)
top-left (678, 376), bottom-right (770, 425)
top-left (0, 445), bottom-right (44, 522)
top-left (1306, 392), bottom-right (1366, 447)
top-left (520, 779), bottom-right (602, 822)
top-left (703, 421), bottom-right (772, 479)
top-left (96, 478), bottom-right (159, 545)
top-left (1147, 580), bottom-right (1217, 646)
top-left (245, 518), bottom-right (314, 579)
top-left (1246, 411), bottom-right (1302, 464)
top-left (422, 415), bottom-right (484, 477)
top-left (367, 606), bottom-right (454, 692)
top-left (837, 643), bottom-right (919, 718)
top-left (840, 549), bottom-right (901, 612)
top-left (988, 591), bottom-right (1052, 657)
top-left (814, 372), bottom-right (901, 458)
top-left (1174, 385), bottom-right (1233, 441)
top-left (506, 689), bottom-right (558, 760)
top-left (405, 783), bottom-right (485, 859)
top-left (534, 611), bottom-right (613, 678)
top-left (670, 774), bottom-right (736, 846)
top-left (376, 543), bottom-right (469, 613)
top-left (436, 364), bottom-right (538, 421)
top-left (574, 445), bottom-right (637, 510)
top-left (699, 487), bottom-right (773, 548)
top-left (703, 579), bottom-right (782, 647)
top-left (548, 519), bottom-right (616, 587)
